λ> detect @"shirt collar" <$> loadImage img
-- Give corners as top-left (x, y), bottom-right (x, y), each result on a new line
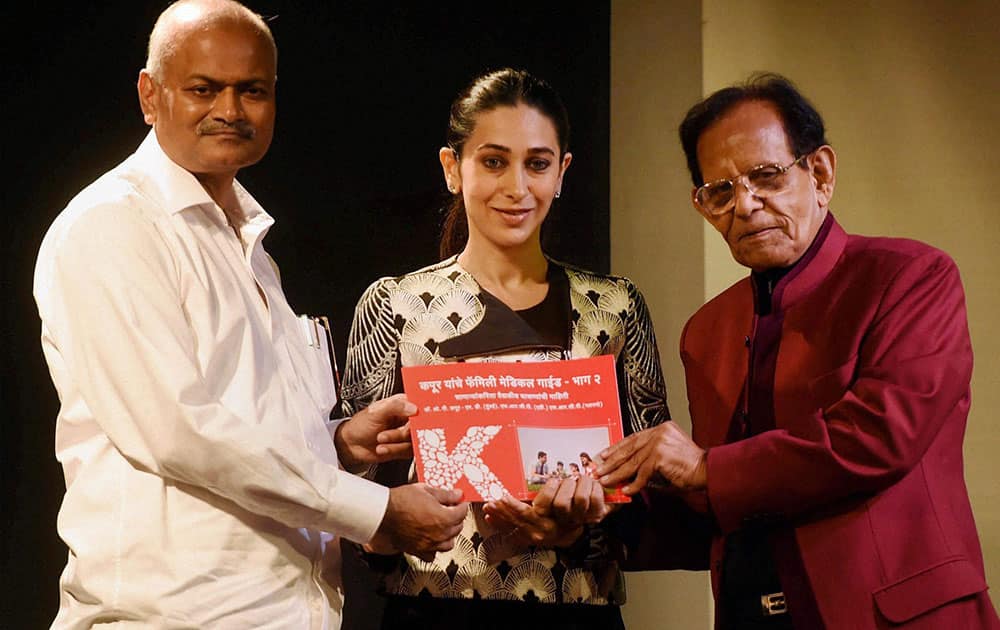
top-left (133, 130), bottom-right (216, 215)
top-left (132, 130), bottom-right (274, 231)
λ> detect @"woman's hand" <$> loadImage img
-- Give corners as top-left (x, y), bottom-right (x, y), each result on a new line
top-left (482, 476), bottom-right (609, 558)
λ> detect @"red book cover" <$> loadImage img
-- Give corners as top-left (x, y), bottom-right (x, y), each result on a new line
top-left (401, 355), bottom-right (629, 502)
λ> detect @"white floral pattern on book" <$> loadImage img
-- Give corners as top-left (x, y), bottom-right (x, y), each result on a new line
top-left (416, 425), bottom-right (507, 501)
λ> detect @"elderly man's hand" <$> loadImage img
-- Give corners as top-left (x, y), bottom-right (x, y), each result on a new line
top-left (367, 483), bottom-right (467, 562)
top-left (596, 422), bottom-right (708, 495)
top-left (333, 394), bottom-right (415, 472)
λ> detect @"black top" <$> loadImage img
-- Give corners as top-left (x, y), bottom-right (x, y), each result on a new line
top-left (515, 265), bottom-right (571, 350)
top-left (719, 214), bottom-right (835, 629)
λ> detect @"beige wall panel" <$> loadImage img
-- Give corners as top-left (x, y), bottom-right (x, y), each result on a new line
top-left (611, 1), bottom-right (713, 628)
top-left (702, 0), bottom-right (1000, 590)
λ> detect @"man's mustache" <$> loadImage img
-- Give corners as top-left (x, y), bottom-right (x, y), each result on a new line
top-left (198, 120), bottom-right (255, 139)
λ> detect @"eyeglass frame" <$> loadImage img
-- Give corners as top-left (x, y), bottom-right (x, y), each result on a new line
top-left (693, 153), bottom-right (811, 217)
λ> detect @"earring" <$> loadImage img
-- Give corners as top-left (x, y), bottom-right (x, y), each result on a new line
top-left (447, 182), bottom-right (457, 194)
top-left (554, 190), bottom-right (561, 199)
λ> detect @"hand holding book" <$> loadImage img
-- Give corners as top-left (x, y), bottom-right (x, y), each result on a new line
top-left (333, 393), bottom-right (416, 472)
top-left (402, 356), bottom-right (631, 502)
top-left (596, 421), bottom-right (709, 494)
top-left (482, 475), bottom-right (608, 561)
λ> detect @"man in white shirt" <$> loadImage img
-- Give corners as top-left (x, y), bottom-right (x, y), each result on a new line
top-left (32, 1), bottom-right (466, 628)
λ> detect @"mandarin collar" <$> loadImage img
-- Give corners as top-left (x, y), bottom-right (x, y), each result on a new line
top-left (776, 212), bottom-right (845, 309)
top-left (752, 211), bottom-right (844, 313)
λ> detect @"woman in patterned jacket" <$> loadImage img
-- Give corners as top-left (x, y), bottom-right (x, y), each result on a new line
top-left (341, 68), bottom-right (670, 630)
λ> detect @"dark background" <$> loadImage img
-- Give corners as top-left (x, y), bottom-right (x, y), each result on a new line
top-left (1, 2), bottom-right (610, 627)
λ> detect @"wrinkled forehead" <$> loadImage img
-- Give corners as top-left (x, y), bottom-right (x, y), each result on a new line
top-left (697, 101), bottom-right (794, 174)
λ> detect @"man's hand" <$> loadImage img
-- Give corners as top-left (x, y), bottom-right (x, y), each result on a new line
top-left (481, 476), bottom-right (608, 558)
top-left (333, 394), bottom-right (415, 472)
top-left (368, 483), bottom-right (467, 562)
top-left (596, 422), bottom-right (708, 495)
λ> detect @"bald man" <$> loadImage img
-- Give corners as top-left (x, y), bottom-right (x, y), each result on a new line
top-left (33, 2), bottom-right (465, 627)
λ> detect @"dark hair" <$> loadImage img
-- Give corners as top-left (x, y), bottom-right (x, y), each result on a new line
top-left (439, 67), bottom-right (571, 259)
top-left (679, 72), bottom-right (829, 187)
top-left (580, 452), bottom-right (591, 461)
top-left (537, 451), bottom-right (547, 458)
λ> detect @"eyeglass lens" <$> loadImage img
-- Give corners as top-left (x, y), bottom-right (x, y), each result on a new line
top-left (698, 164), bottom-right (791, 214)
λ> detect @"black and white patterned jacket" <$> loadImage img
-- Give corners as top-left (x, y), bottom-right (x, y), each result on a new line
top-left (341, 256), bottom-right (669, 605)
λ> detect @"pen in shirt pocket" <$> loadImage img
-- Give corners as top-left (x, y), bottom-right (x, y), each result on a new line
top-left (299, 314), bottom-right (343, 418)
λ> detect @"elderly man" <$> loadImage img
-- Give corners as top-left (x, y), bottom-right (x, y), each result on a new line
top-left (599, 74), bottom-right (999, 629)
top-left (32, 1), bottom-right (465, 627)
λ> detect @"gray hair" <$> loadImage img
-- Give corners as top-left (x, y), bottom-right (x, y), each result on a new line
top-left (145, 0), bottom-right (276, 80)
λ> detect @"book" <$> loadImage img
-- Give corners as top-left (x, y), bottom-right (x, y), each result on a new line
top-left (401, 355), bottom-right (629, 502)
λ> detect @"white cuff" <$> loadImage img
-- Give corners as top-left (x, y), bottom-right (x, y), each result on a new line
top-left (322, 469), bottom-right (389, 544)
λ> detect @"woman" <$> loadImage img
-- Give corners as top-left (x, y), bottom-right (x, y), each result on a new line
top-left (569, 462), bottom-right (582, 480)
top-left (341, 68), bottom-right (669, 629)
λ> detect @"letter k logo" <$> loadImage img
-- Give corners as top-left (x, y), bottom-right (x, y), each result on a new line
top-left (416, 425), bottom-right (508, 501)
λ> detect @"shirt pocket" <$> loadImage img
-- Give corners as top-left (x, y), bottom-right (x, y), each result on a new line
top-left (294, 314), bottom-right (339, 415)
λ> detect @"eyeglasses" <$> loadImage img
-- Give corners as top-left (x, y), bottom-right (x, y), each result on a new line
top-left (694, 154), bottom-right (809, 216)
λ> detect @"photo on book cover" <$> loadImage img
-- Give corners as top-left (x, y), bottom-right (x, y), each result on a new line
top-left (518, 426), bottom-right (608, 491)
top-left (401, 355), bottom-right (630, 503)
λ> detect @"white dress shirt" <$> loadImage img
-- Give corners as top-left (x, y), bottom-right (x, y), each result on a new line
top-left (33, 131), bottom-right (389, 629)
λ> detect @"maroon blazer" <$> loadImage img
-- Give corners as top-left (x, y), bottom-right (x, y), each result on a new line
top-left (676, 218), bottom-right (998, 628)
